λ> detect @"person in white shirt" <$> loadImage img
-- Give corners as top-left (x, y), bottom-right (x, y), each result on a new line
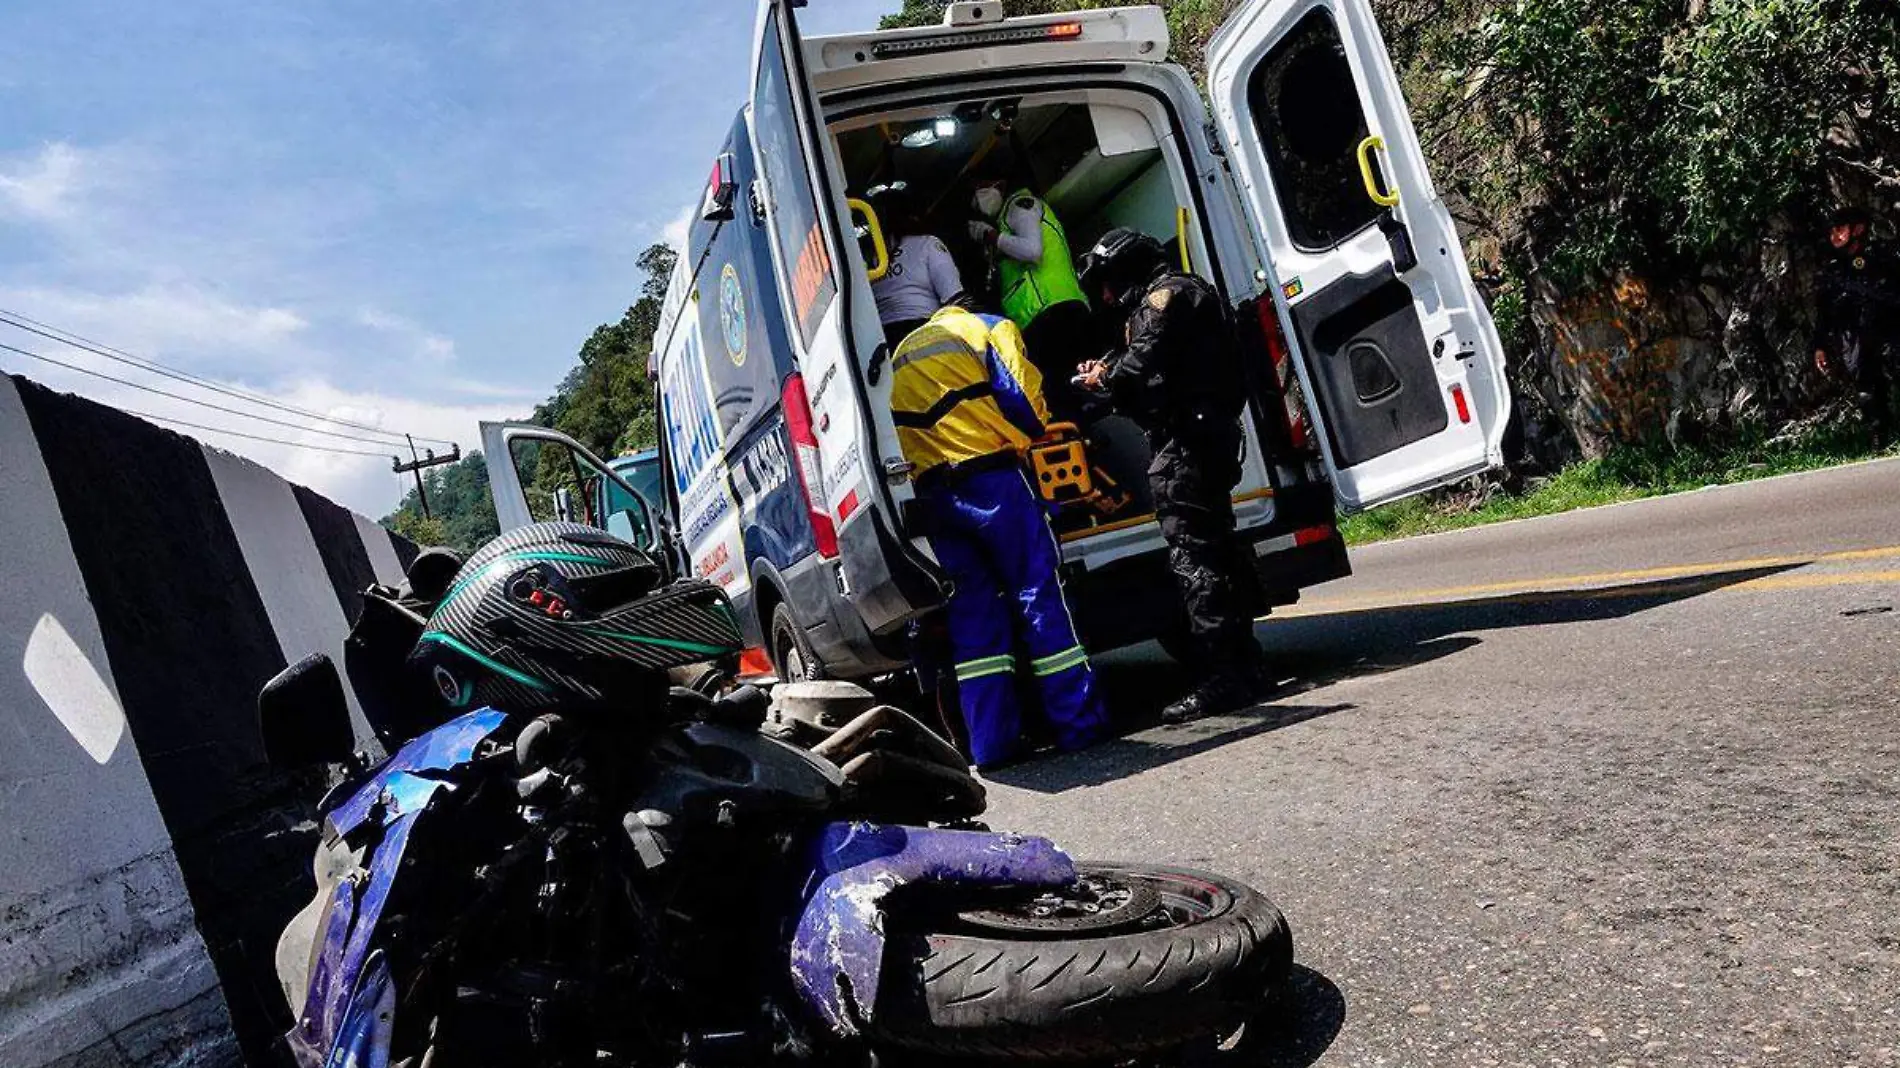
top-left (868, 185), bottom-right (967, 349)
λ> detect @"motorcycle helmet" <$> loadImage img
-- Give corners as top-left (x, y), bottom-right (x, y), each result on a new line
top-left (408, 522), bottom-right (743, 714)
top-left (1078, 228), bottom-right (1169, 310)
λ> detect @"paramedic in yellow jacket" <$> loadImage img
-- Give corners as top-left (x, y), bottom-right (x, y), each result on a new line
top-left (969, 181), bottom-right (1095, 421)
top-left (891, 304), bottom-right (1107, 768)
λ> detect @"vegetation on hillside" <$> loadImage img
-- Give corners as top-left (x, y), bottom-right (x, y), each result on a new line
top-left (382, 244), bottom-right (676, 552)
top-left (1339, 418), bottom-right (1896, 544)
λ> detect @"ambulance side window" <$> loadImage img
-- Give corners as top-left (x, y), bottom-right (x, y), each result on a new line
top-left (754, 9), bottom-right (837, 349)
top-left (1245, 8), bottom-right (1379, 252)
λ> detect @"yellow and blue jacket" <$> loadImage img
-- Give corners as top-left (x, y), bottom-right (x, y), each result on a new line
top-left (890, 306), bottom-right (1050, 477)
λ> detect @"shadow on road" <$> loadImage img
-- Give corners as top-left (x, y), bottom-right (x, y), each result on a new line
top-left (989, 562), bottom-right (1802, 793)
top-left (1175, 965), bottom-right (1347, 1068)
top-left (1260, 561), bottom-right (1807, 697)
top-left (986, 698), bottom-right (1361, 793)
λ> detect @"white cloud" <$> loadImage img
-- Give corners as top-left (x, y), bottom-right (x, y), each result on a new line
top-left (262, 377), bottom-right (519, 515)
top-left (0, 283), bottom-right (308, 369)
top-left (356, 308), bottom-right (457, 366)
top-left (0, 142), bottom-right (92, 220)
top-left (659, 203), bottom-right (695, 251)
top-left (6, 349), bottom-right (516, 516)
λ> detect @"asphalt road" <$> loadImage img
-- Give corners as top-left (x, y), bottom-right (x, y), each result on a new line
top-left (982, 457), bottom-right (1900, 1067)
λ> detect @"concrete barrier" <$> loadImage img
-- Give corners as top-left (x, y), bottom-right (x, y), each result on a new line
top-left (1, 374), bottom-right (419, 1068)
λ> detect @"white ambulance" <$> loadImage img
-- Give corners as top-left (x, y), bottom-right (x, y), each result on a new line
top-left (487, 1), bottom-right (1510, 683)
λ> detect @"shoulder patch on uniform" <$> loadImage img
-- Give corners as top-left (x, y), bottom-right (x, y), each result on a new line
top-left (1146, 287), bottom-right (1174, 312)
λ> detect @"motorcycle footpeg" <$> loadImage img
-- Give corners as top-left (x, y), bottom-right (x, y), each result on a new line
top-left (516, 766), bottom-right (564, 802)
top-left (622, 810), bottom-right (671, 870)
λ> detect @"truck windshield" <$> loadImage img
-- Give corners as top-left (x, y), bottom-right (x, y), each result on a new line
top-left (609, 454), bottom-right (664, 515)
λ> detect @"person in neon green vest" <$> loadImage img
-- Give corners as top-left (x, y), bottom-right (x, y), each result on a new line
top-left (968, 180), bottom-right (1097, 421)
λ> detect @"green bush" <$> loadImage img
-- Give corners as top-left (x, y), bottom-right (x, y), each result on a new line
top-left (1435, 0), bottom-right (1897, 284)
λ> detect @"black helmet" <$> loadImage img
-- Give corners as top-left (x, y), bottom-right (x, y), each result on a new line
top-left (866, 182), bottom-right (914, 226)
top-left (1078, 228), bottom-right (1168, 308)
top-left (408, 522), bottom-right (742, 714)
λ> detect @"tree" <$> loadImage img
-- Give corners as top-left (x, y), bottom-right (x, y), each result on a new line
top-left (381, 450), bottom-right (499, 551)
top-left (383, 242), bottom-right (679, 552)
top-left (386, 508), bottom-right (447, 549)
top-left (529, 241), bottom-right (675, 459)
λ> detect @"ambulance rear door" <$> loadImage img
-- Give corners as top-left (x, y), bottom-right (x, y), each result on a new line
top-left (1206, 0), bottom-right (1510, 511)
top-left (749, 0), bottom-right (943, 632)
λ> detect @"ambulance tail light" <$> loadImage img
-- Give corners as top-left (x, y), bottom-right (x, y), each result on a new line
top-left (1293, 524), bottom-right (1335, 547)
top-left (782, 373), bottom-right (839, 559)
top-left (1254, 298), bottom-right (1315, 455)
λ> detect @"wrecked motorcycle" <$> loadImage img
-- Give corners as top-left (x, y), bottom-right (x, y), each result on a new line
top-left (264, 539), bottom-right (1290, 1066)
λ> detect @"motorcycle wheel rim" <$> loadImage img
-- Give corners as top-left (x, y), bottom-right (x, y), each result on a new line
top-left (950, 867), bottom-right (1227, 937)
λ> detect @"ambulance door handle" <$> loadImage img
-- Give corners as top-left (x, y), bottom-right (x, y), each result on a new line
top-left (1357, 136), bottom-right (1400, 208)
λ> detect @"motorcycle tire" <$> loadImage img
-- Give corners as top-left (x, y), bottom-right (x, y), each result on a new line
top-left (869, 863), bottom-right (1291, 1063)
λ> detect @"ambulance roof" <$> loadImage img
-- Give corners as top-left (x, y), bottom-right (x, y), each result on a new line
top-left (803, 5), bottom-right (1171, 97)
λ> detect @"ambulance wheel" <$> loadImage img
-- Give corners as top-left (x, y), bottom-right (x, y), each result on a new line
top-left (770, 602), bottom-right (827, 682)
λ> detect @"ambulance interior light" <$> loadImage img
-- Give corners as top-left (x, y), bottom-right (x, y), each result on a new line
top-left (898, 117), bottom-right (959, 149)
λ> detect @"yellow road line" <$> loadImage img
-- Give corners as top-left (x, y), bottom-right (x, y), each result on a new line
top-left (1276, 544), bottom-right (1900, 616)
top-left (1731, 569), bottom-right (1900, 592)
top-left (1814, 546), bottom-right (1900, 563)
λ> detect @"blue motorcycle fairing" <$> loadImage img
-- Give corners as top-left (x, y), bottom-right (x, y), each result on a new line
top-left (326, 707), bottom-right (510, 839)
top-left (789, 822), bottom-right (1076, 1035)
top-left (293, 872), bottom-right (358, 1064)
top-left (291, 708), bottom-right (510, 1068)
top-left (322, 951), bottom-right (396, 1068)
top-left (292, 810), bottom-right (424, 1068)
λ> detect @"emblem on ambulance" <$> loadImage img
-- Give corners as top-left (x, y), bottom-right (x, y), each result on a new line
top-left (718, 264), bottom-right (747, 367)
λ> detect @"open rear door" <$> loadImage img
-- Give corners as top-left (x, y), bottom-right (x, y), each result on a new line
top-left (747, 0), bottom-right (944, 633)
top-left (1207, 0), bottom-right (1510, 511)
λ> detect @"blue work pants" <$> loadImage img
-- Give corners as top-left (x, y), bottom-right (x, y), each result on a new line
top-left (917, 464), bottom-right (1105, 767)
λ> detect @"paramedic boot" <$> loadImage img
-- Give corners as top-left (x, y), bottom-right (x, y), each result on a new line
top-left (1161, 627), bottom-right (1265, 724)
top-left (1160, 672), bottom-right (1258, 725)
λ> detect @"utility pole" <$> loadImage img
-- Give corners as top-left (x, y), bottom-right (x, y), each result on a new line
top-left (392, 433), bottom-right (461, 519)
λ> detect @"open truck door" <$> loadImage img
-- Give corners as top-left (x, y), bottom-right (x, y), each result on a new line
top-left (1207, 0), bottom-right (1511, 511)
top-left (748, 0), bottom-right (943, 632)
top-left (480, 421), bottom-right (661, 554)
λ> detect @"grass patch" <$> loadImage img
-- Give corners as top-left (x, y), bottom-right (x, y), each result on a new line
top-left (1339, 421), bottom-right (1895, 545)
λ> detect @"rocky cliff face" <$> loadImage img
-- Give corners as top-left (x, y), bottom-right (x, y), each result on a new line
top-left (881, 0), bottom-right (1899, 471)
top-left (1517, 219), bottom-right (1881, 471)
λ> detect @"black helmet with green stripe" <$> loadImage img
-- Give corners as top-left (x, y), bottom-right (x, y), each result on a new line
top-left (408, 522), bottom-right (742, 715)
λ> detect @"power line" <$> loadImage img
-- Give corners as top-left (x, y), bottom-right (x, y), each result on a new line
top-left (118, 406), bottom-right (396, 457)
top-left (0, 307), bottom-right (449, 445)
top-left (0, 307), bottom-right (458, 447)
top-left (0, 339), bottom-right (427, 448)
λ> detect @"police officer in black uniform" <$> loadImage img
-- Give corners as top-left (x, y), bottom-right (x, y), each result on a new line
top-left (1814, 206), bottom-right (1900, 446)
top-left (1076, 229), bottom-right (1263, 722)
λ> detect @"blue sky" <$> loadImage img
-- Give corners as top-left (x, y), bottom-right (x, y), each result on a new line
top-left (0, 0), bottom-right (898, 514)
